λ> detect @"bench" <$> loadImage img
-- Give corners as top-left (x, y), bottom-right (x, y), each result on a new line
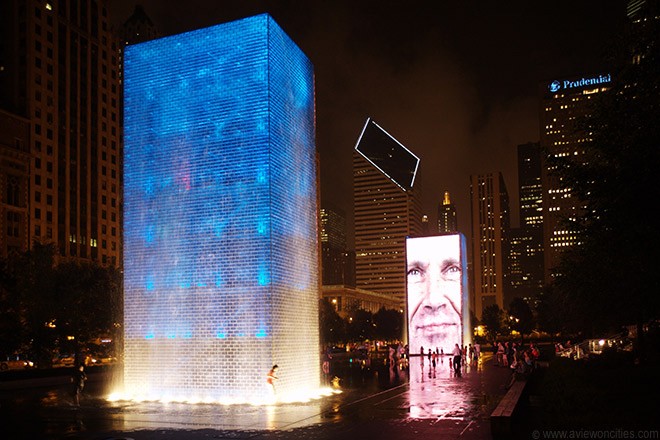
top-left (490, 379), bottom-right (527, 438)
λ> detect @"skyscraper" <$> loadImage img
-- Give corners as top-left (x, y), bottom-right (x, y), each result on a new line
top-left (320, 204), bottom-right (354, 286)
top-left (353, 118), bottom-right (422, 304)
top-left (540, 72), bottom-right (612, 282)
top-left (117, 4), bottom-right (161, 46)
top-left (437, 190), bottom-right (457, 233)
top-left (421, 214), bottom-right (431, 236)
top-left (508, 142), bottom-right (544, 302)
top-left (0, 0), bottom-right (122, 266)
top-left (518, 143), bottom-right (543, 230)
top-left (0, 110), bottom-right (30, 258)
top-left (470, 172), bottom-right (510, 319)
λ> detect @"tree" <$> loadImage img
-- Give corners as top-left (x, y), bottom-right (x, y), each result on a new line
top-left (13, 243), bottom-right (59, 366)
top-left (508, 297), bottom-right (534, 343)
top-left (535, 285), bottom-right (571, 338)
top-left (319, 298), bottom-right (345, 344)
top-left (2, 244), bottom-right (123, 366)
top-left (481, 304), bottom-right (504, 344)
top-left (346, 309), bottom-right (374, 342)
top-left (372, 307), bottom-right (403, 341)
top-left (0, 258), bottom-right (23, 355)
top-left (52, 261), bottom-right (122, 363)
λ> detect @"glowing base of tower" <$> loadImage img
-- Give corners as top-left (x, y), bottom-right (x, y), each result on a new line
top-left (107, 387), bottom-right (340, 406)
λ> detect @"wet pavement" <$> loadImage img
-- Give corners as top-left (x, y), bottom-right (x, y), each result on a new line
top-left (0, 353), bottom-right (514, 439)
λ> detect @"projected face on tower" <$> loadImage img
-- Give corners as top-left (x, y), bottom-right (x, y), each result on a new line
top-left (406, 235), bottom-right (464, 354)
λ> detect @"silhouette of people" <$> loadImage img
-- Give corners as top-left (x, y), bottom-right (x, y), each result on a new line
top-left (407, 235), bottom-right (464, 356)
top-left (71, 364), bottom-right (87, 406)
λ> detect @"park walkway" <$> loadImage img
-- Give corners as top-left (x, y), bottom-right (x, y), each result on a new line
top-left (0, 353), bottom-right (516, 439)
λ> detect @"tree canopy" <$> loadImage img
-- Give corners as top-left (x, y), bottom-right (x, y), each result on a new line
top-left (0, 244), bottom-right (122, 366)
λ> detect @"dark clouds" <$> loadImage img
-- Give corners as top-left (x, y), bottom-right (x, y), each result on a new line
top-left (112, 0), bottom-right (626, 244)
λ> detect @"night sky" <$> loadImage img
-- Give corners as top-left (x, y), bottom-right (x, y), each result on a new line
top-left (111, 1), bottom-right (627, 246)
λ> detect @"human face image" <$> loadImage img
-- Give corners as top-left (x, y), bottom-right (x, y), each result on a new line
top-left (406, 234), bottom-right (464, 354)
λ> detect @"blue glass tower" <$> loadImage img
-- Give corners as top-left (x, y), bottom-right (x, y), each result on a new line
top-left (122, 14), bottom-right (318, 401)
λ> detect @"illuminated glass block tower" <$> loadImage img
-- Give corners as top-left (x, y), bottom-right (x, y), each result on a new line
top-left (122, 14), bottom-right (318, 401)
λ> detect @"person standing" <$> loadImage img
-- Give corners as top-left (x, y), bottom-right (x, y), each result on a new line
top-left (266, 365), bottom-right (279, 396)
top-left (452, 343), bottom-right (462, 375)
top-left (497, 341), bottom-right (505, 366)
top-left (71, 364), bottom-right (87, 406)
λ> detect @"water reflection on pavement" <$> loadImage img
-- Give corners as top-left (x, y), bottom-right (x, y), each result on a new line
top-left (409, 355), bottom-right (493, 420)
top-left (0, 352), bottom-right (511, 439)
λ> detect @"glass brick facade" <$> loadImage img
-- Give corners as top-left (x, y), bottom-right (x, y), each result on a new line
top-left (122, 13), bottom-right (318, 401)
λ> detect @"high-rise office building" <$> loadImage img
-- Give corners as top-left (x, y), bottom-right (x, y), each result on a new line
top-left (421, 214), bottom-right (431, 236)
top-left (0, 0), bottom-right (122, 266)
top-left (507, 227), bottom-right (544, 307)
top-left (437, 190), bottom-right (457, 233)
top-left (117, 4), bottom-right (161, 46)
top-left (518, 142), bottom-right (543, 230)
top-left (540, 73), bottom-right (612, 282)
top-left (320, 205), bottom-right (354, 286)
top-left (0, 109), bottom-right (30, 258)
top-left (470, 172), bottom-right (510, 319)
top-left (508, 142), bottom-right (544, 302)
top-left (353, 118), bottom-right (422, 305)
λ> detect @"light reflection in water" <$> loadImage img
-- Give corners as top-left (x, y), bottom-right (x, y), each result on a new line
top-left (408, 356), bottom-right (475, 419)
top-left (40, 390), bottom-right (61, 405)
top-left (107, 386), bottom-right (340, 406)
top-left (103, 393), bottom-right (338, 431)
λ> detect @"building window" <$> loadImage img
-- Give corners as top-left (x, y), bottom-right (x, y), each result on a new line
top-left (6, 212), bottom-right (20, 237)
top-left (6, 176), bottom-right (20, 206)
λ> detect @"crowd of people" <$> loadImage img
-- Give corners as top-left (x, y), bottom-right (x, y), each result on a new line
top-left (416, 342), bottom-right (484, 377)
top-left (493, 340), bottom-right (540, 375)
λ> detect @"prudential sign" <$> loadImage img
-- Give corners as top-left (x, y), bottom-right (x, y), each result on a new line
top-left (549, 73), bottom-right (611, 93)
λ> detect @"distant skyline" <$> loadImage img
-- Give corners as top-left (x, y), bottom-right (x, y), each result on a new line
top-left (112, 1), bottom-right (627, 247)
